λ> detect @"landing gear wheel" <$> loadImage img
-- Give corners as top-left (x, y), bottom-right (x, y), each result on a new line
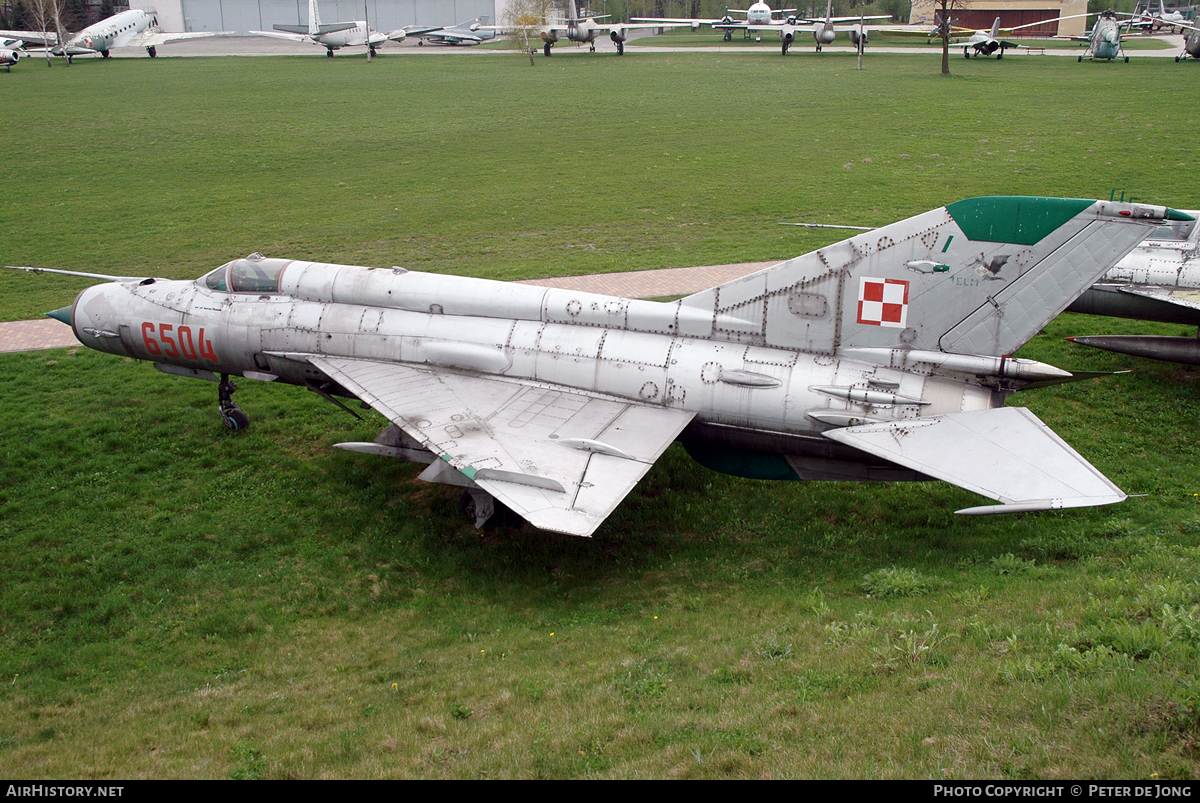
top-left (326, 48), bottom-right (334, 57)
top-left (147, 46), bottom-right (157, 57)
top-left (369, 45), bottom-right (377, 56)
top-left (1177, 55), bottom-right (1182, 62)
top-left (1078, 55), bottom-right (1083, 62)
top-left (417, 39), bottom-right (423, 45)
top-left (102, 50), bottom-right (111, 59)
top-left (458, 489), bottom-right (497, 530)
top-left (217, 374), bottom-right (249, 432)
top-left (221, 406), bottom-right (250, 431)
top-left (782, 41), bottom-right (789, 55)
top-left (997, 50), bottom-right (1003, 59)
top-left (589, 42), bottom-right (595, 52)
top-left (723, 31), bottom-right (732, 41)
top-left (616, 41), bottom-right (624, 55)
top-left (544, 42), bottom-right (552, 56)
top-left (1124, 56), bottom-right (1129, 63)
top-left (815, 43), bottom-right (821, 52)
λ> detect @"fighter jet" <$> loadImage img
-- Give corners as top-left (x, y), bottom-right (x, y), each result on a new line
top-left (1067, 210), bottom-right (1200, 364)
top-left (1, 38), bottom-right (23, 71)
top-left (12, 197), bottom-right (1186, 536)
top-left (405, 17), bottom-right (499, 46)
top-left (0, 9), bottom-right (228, 61)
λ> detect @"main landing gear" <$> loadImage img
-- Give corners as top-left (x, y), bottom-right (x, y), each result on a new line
top-left (326, 47), bottom-right (335, 57)
top-left (544, 41), bottom-right (553, 56)
top-left (616, 41), bottom-right (624, 54)
top-left (146, 46), bottom-right (157, 57)
top-left (218, 374), bottom-right (250, 431)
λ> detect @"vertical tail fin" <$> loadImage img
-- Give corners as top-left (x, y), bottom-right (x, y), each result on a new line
top-left (679, 198), bottom-right (1188, 358)
top-left (309, 0), bottom-right (322, 36)
top-left (825, 0), bottom-right (833, 22)
top-left (990, 16), bottom-right (1001, 37)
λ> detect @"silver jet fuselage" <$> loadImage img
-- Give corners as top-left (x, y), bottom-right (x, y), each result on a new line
top-left (69, 258), bottom-right (996, 469)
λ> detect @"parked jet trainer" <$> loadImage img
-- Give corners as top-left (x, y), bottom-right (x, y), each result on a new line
top-left (13, 197), bottom-right (1188, 536)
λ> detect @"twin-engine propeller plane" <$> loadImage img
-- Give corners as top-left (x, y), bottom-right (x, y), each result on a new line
top-left (0, 9), bottom-right (227, 61)
top-left (251, 0), bottom-right (407, 56)
top-left (541, 0), bottom-right (672, 55)
top-left (13, 197), bottom-right (1188, 537)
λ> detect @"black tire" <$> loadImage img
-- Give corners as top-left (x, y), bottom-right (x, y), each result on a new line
top-left (544, 42), bottom-right (552, 56)
top-left (617, 42), bottom-right (623, 55)
top-left (1124, 56), bottom-right (1129, 63)
top-left (222, 406), bottom-right (250, 432)
top-left (1078, 55), bottom-right (1083, 62)
top-left (326, 49), bottom-right (334, 57)
top-left (147, 46), bottom-right (157, 57)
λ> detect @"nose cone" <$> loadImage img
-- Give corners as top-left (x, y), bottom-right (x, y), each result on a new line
top-left (46, 305), bottom-right (72, 326)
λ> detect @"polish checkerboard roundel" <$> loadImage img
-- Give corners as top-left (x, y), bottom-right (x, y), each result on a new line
top-left (857, 277), bottom-right (909, 328)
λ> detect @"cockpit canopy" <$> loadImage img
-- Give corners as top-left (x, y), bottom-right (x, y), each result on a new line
top-left (199, 254), bottom-right (291, 294)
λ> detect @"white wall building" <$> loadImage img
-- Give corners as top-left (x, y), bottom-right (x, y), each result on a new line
top-left (131, 0), bottom-right (502, 35)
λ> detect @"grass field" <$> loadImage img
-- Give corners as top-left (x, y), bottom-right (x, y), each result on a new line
top-left (2, 48), bottom-right (1200, 779)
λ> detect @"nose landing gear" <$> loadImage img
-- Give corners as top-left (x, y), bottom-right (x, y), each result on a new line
top-left (218, 374), bottom-right (250, 431)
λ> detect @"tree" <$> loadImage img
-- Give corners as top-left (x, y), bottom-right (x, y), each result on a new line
top-left (504, 0), bottom-right (553, 65)
top-left (935, 0), bottom-right (958, 75)
top-left (26, 0), bottom-right (66, 66)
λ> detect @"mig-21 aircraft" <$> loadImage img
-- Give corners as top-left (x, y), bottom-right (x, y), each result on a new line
top-left (12, 197), bottom-right (1187, 536)
top-left (1067, 209), bottom-right (1200, 364)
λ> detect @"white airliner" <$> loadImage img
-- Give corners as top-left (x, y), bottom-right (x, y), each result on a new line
top-left (251, 0), bottom-right (413, 57)
top-left (0, 9), bottom-right (227, 61)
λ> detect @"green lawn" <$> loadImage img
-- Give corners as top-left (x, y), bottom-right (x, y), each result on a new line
top-left (2, 49), bottom-right (1200, 779)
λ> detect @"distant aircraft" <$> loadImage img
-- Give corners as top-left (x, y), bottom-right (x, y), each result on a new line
top-left (405, 17), bottom-right (498, 46)
top-left (541, 0), bottom-right (671, 55)
top-left (1067, 210), bottom-right (1200, 364)
top-left (1058, 10), bottom-right (1132, 62)
top-left (637, 1), bottom-right (887, 50)
top-left (747, 0), bottom-right (889, 55)
top-left (1147, 0), bottom-right (1189, 32)
top-left (0, 9), bottom-right (227, 61)
top-left (1, 37), bottom-right (22, 71)
top-left (250, 0), bottom-right (404, 57)
top-left (11, 197), bottom-right (1186, 535)
top-left (636, 3), bottom-right (800, 42)
top-left (1171, 19), bottom-right (1200, 61)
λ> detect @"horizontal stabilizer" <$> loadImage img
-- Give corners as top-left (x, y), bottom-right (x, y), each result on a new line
top-left (823, 407), bottom-right (1125, 514)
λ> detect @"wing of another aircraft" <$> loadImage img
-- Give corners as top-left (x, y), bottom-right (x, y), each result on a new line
top-left (1118, 283), bottom-right (1200, 311)
top-left (128, 30), bottom-right (232, 47)
top-left (309, 356), bottom-right (695, 537)
top-left (249, 29), bottom-right (312, 43)
top-left (824, 407), bottom-right (1126, 515)
top-left (0, 29), bottom-right (57, 46)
